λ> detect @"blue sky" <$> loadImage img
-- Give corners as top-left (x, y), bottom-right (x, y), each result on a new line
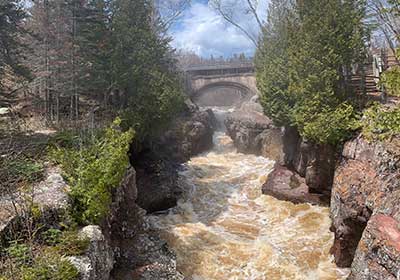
top-left (170, 0), bottom-right (269, 58)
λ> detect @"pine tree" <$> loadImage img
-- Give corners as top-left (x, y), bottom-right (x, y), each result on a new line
top-left (256, 0), bottom-right (367, 145)
top-left (111, 0), bottom-right (184, 140)
top-left (0, 0), bottom-right (30, 94)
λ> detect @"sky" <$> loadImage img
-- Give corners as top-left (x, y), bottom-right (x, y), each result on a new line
top-left (170, 0), bottom-right (269, 58)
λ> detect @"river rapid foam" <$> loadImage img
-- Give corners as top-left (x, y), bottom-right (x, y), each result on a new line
top-left (148, 129), bottom-right (349, 280)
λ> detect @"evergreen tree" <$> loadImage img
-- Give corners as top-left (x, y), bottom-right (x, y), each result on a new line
top-left (0, 0), bottom-right (30, 94)
top-left (111, 0), bottom-right (184, 141)
top-left (256, 0), bottom-right (367, 145)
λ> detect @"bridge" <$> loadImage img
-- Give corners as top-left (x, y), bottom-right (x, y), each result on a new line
top-left (184, 62), bottom-right (257, 107)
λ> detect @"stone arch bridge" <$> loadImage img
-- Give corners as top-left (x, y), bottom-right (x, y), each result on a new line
top-left (185, 63), bottom-right (257, 107)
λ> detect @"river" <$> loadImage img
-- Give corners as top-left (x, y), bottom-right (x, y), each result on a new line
top-left (149, 111), bottom-right (349, 280)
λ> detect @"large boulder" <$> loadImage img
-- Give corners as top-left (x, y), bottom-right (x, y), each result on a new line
top-left (289, 138), bottom-right (337, 196)
top-left (132, 100), bottom-right (215, 214)
top-left (225, 109), bottom-right (284, 162)
top-left (156, 100), bottom-right (215, 163)
top-left (224, 105), bottom-right (336, 201)
top-left (262, 164), bottom-right (324, 205)
top-left (0, 167), bottom-right (69, 242)
top-left (330, 136), bottom-right (400, 271)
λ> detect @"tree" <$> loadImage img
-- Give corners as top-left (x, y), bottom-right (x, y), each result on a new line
top-left (0, 0), bottom-right (30, 94)
top-left (256, 0), bottom-right (367, 145)
top-left (110, 0), bottom-right (184, 140)
top-left (211, 0), bottom-right (265, 46)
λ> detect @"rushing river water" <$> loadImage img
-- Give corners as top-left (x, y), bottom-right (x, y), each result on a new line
top-left (149, 117), bottom-right (348, 280)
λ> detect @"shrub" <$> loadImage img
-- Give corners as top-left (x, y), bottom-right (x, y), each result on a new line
top-left (293, 101), bottom-right (359, 145)
top-left (360, 103), bottom-right (400, 141)
top-left (20, 251), bottom-right (79, 280)
top-left (1, 244), bottom-right (79, 280)
top-left (5, 241), bottom-right (32, 265)
top-left (380, 65), bottom-right (400, 97)
top-left (54, 230), bottom-right (89, 256)
top-left (50, 118), bottom-right (134, 225)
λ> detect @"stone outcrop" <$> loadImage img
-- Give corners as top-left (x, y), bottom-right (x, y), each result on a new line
top-left (105, 167), bottom-right (183, 280)
top-left (0, 167), bottom-right (69, 242)
top-left (224, 99), bottom-right (336, 203)
top-left (133, 100), bottom-right (215, 214)
top-left (133, 156), bottom-right (180, 214)
top-left (156, 100), bottom-right (215, 163)
top-left (330, 135), bottom-right (400, 277)
top-left (284, 133), bottom-right (337, 196)
top-left (69, 226), bottom-right (114, 280)
top-left (225, 109), bottom-right (284, 162)
top-left (262, 164), bottom-right (323, 205)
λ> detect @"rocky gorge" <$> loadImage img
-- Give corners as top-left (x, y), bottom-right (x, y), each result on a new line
top-left (225, 98), bottom-right (400, 279)
top-left (2, 96), bottom-right (398, 280)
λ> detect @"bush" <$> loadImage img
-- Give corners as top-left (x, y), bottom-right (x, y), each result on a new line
top-left (50, 118), bottom-right (134, 225)
top-left (293, 101), bottom-right (359, 145)
top-left (20, 251), bottom-right (79, 280)
top-left (380, 65), bottom-right (400, 97)
top-left (1, 244), bottom-right (79, 280)
top-left (360, 103), bottom-right (400, 141)
top-left (5, 241), bottom-right (32, 265)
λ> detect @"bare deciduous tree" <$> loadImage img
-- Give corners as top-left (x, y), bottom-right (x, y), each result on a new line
top-left (368, 0), bottom-right (400, 57)
top-left (154, 0), bottom-right (192, 30)
top-left (210, 0), bottom-right (265, 47)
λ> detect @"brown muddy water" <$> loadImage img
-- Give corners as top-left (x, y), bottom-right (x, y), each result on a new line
top-left (149, 132), bottom-right (349, 280)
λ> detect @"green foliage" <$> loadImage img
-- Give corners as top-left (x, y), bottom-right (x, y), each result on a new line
top-left (360, 103), bottom-right (400, 141)
top-left (256, 0), bottom-right (367, 145)
top-left (54, 230), bottom-right (89, 256)
top-left (6, 158), bottom-right (44, 184)
top-left (122, 69), bottom-right (185, 140)
top-left (20, 251), bottom-right (79, 280)
top-left (2, 227), bottom-right (86, 280)
top-left (6, 241), bottom-right (32, 265)
top-left (42, 228), bottom-right (63, 246)
top-left (293, 101), bottom-right (359, 145)
top-left (380, 65), bottom-right (400, 97)
top-left (50, 118), bottom-right (134, 225)
top-left (110, 0), bottom-right (184, 141)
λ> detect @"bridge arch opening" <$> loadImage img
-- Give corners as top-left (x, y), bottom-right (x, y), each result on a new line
top-left (192, 81), bottom-right (255, 107)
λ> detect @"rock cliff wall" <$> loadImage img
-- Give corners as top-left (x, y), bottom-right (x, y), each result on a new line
top-left (225, 100), bottom-right (336, 203)
top-left (330, 136), bottom-right (400, 278)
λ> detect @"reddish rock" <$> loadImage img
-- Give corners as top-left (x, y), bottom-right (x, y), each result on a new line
top-left (262, 165), bottom-right (324, 205)
top-left (349, 212), bottom-right (400, 280)
top-left (330, 135), bottom-right (400, 271)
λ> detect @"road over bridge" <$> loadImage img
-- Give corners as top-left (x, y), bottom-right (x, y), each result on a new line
top-left (185, 62), bottom-right (257, 107)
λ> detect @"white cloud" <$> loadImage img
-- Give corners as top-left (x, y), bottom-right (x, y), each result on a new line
top-left (171, 1), bottom-right (268, 58)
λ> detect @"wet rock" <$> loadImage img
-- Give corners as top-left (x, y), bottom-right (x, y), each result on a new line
top-left (291, 139), bottom-right (337, 195)
top-left (225, 110), bottom-right (284, 161)
top-left (225, 107), bottom-right (336, 200)
top-left (134, 156), bottom-right (181, 214)
top-left (107, 167), bottom-right (183, 280)
top-left (156, 100), bottom-right (215, 163)
top-left (330, 136), bottom-right (400, 270)
top-left (262, 164), bottom-right (323, 205)
top-left (69, 225), bottom-right (114, 280)
top-left (127, 232), bottom-right (184, 280)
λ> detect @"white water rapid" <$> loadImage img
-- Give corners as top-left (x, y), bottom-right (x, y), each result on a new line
top-left (148, 109), bottom-right (349, 280)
